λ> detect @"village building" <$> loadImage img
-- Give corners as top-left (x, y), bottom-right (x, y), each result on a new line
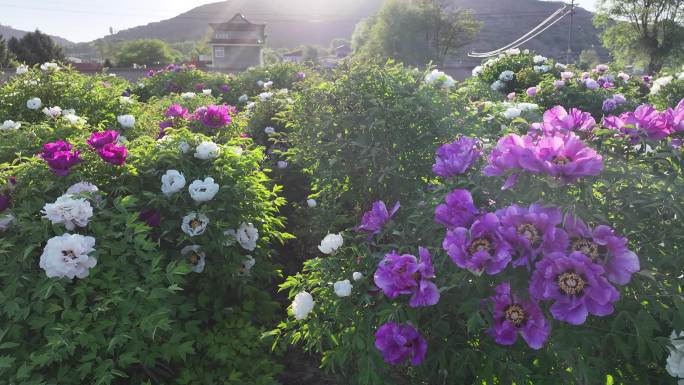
top-left (208, 13), bottom-right (266, 71)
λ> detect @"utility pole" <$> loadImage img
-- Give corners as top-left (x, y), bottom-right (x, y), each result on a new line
top-left (566, 0), bottom-right (575, 64)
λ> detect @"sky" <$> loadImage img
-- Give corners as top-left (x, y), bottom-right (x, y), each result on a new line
top-left (0, 0), bottom-right (597, 43)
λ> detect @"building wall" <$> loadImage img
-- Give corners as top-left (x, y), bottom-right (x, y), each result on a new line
top-left (212, 45), bottom-right (262, 70)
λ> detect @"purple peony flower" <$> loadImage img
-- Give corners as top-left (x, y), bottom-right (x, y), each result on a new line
top-left (602, 98), bottom-right (618, 112)
top-left (483, 134), bottom-right (537, 185)
top-left (194, 83), bottom-right (205, 91)
top-left (374, 322), bottom-right (427, 366)
top-left (602, 81), bottom-right (615, 89)
top-left (563, 214), bottom-right (640, 285)
top-left (534, 132), bottom-right (604, 184)
top-left (497, 204), bottom-right (567, 268)
top-left (612, 94), bottom-right (627, 104)
top-left (87, 130), bottom-right (119, 149)
top-left (166, 83), bottom-right (180, 93)
top-left (97, 143), bottom-right (127, 166)
top-left (434, 189), bottom-right (478, 228)
top-left (604, 104), bottom-right (671, 142)
top-left (554, 80), bottom-right (566, 88)
top-left (432, 137), bottom-right (481, 178)
top-left (219, 84), bottom-right (231, 92)
top-left (489, 282), bottom-right (550, 349)
top-left (41, 141), bottom-right (81, 176)
top-left (193, 105), bottom-right (231, 129)
top-left (374, 247), bottom-right (440, 307)
top-left (0, 193), bottom-right (10, 212)
top-left (529, 251), bottom-right (620, 325)
top-left (165, 104), bottom-right (189, 119)
top-left (526, 87), bottom-right (538, 97)
top-left (356, 200), bottom-right (400, 237)
top-left (146, 69), bottom-right (155, 77)
top-left (541, 106), bottom-right (596, 133)
top-left (296, 71), bottom-right (306, 80)
top-left (443, 213), bottom-right (512, 275)
top-left (139, 208), bottom-right (161, 227)
top-left (585, 79), bottom-right (599, 90)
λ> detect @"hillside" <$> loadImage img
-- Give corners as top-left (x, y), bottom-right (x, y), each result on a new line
top-left (99, 0), bottom-right (606, 61)
top-left (0, 24), bottom-right (73, 47)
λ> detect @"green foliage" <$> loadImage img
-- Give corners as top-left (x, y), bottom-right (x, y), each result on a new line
top-left (595, 0), bottom-right (684, 73)
top-left (7, 30), bottom-right (65, 65)
top-left (648, 69), bottom-right (684, 109)
top-left (353, 0), bottom-right (480, 66)
top-left (578, 48), bottom-right (602, 70)
top-left (115, 39), bottom-right (179, 67)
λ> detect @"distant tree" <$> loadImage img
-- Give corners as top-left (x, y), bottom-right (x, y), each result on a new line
top-left (353, 0), bottom-right (480, 66)
top-left (302, 45), bottom-right (320, 64)
top-left (0, 35), bottom-right (15, 67)
top-left (263, 48), bottom-right (283, 65)
top-left (114, 39), bottom-right (178, 67)
top-left (8, 30), bottom-right (64, 65)
top-left (578, 48), bottom-right (601, 69)
top-left (595, 0), bottom-right (684, 73)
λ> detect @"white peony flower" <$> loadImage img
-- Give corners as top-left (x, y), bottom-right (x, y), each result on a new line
top-left (236, 222), bottom-right (259, 251)
top-left (503, 107), bottom-right (522, 119)
top-left (179, 141), bottom-right (191, 154)
top-left (39, 234), bottom-right (96, 279)
top-left (555, 63), bottom-right (567, 70)
top-left (16, 65), bottom-right (29, 75)
top-left (258, 92), bottom-right (273, 102)
top-left (181, 245), bottom-right (206, 273)
top-left (667, 331), bottom-right (684, 383)
top-left (333, 279), bottom-right (353, 297)
top-left (651, 76), bottom-right (674, 95)
top-left (277, 160), bottom-right (288, 169)
top-left (256, 80), bottom-right (265, 87)
top-left (533, 65), bottom-right (549, 73)
top-left (678, 72), bottom-right (684, 81)
top-left (40, 62), bottom-right (60, 71)
top-left (499, 70), bottom-right (514, 82)
top-left (137, 82), bottom-right (145, 88)
top-left (318, 233), bottom-right (343, 254)
top-left (560, 71), bottom-right (575, 80)
top-left (161, 170), bottom-right (186, 196)
top-left (352, 271), bottom-right (363, 281)
top-left (188, 177), bottom-right (220, 202)
top-left (239, 255), bottom-right (256, 276)
top-left (533, 55), bottom-right (547, 64)
top-left (1, 120), bottom-right (21, 130)
top-left (181, 212), bottom-right (210, 237)
top-left (0, 213), bottom-right (15, 231)
top-left (264, 126), bottom-right (276, 135)
top-left (117, 114), bottom-right (135, 128)
top-left (119, 96), bottom-right (133, 104)
top-left (181, 92), bottom-right (196, 99)
top-left (42, 195), bottom-right (94, 230)
top-left (42, 106), bottom-right (62, 119)
top-left (518, 102), bottom-right (539, 112)
top-left (490, 80), bottom-right (504, 91)
top-left (505, 48), bottom-right (520, 55)
top-left (471, 65), bottom-right (483, 77)
top-left (26, 97), bottom-right (42, 110)
top-left (424, 69), bottom-right (456, 89)
top-left (306, 198), bottom-right (317, 208)
top-left (263, 81), bottom-right (273, 89)
top-left (291, 291), bottom-right (314, 320)
top-left (617, 72), bottom-right (630, 82)
top-left (202, 89), bottom-right (212, 95)
top-left (238, 94), bottom-right (249, 103)
top-left (63, 112), bottom-right (85, 125)
top-left (66, 182), bottom-right (98, 196)
top-left (194, 141), bottom-right (220, 160)
top-left (227, 146), bottom-right (243, 156)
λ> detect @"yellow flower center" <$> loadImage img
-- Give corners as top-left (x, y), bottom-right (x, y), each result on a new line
top-left (517, 223), bottom-right (541, 246)
top-left (469, 238), bottom-right (492, 254)
top-left (557, 272), bottom-right (586, 295)
top-left (552, 155), bottom-right (571, 165)
top-left (504, 304), bottom-right (526, 327)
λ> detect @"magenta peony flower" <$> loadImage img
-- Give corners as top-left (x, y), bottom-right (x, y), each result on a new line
top-left (489, 282), bottom-right (550, 349)
top-left (165, 104), bottom-right (189, 118)
top-left (443, 213), bottom-right (512, 275)
top-left (497, 204), bottom-right (567, 268)
top-left (563, 214), bottom-right (640, 285)
top-left (374, 247), bottom-right (440, 307)
top-left (529, 252), bottom-right (619, 325)
top-left (97, 143), bottom-right (127, 166)
top-left (139, 208), bottom-right (161, 227)
top-left (296, 71), bottom-right (306, 80)
top-left (432, 137), bottom-right (481, 178)
top-left (604, 104), bottom-right (672, 142)
top-left (193, 105), bottom-right (231, 129)
top-left (87, 130), bottom-right (119, 149)
top-left (41, 141), bottom-right (81, 176)
top-left (434, 189), bottom-right (478, 229)
top-left (541, 106), bottom-right (596, 133)
top-left (356, 200), bottom-right (400, 237)
top-left (534, 132), bottom-right (604, 184)
top-left (374, 322), bottom-right (427, 366)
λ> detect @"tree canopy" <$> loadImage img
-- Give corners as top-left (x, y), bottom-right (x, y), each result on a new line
top-left (114, 39), bottom-right (178, 67)
top-left (352, 0), bottom-right (480, 66)
top-left (595, 0), bottom-right (684, 73)
top-left (8, 30), bottom-right (64, 65)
